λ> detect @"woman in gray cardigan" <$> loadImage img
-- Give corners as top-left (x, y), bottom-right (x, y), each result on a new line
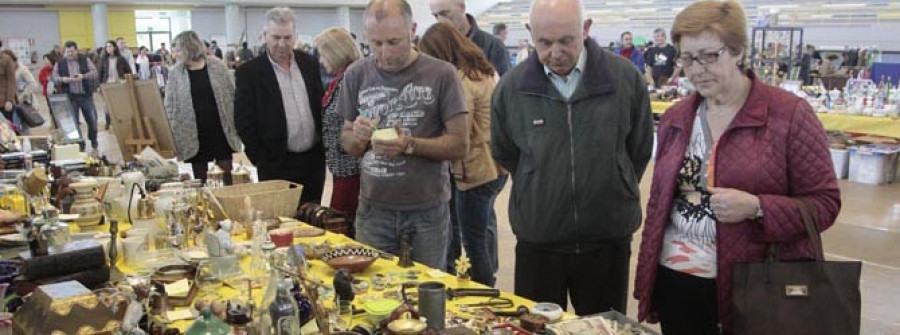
top-left (164, 31), bottom-right (242, 184)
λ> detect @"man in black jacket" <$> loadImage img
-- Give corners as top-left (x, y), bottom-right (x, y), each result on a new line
top-left (429, 0), bottom-right (510, 76)
top-left (234, 7), bottom-right (326, 204)
top-left (52, 41), bottom-right (100, 153)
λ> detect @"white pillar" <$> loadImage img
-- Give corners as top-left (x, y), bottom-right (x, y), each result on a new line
top-left (91, 3), bottom-right (109, 49)
top-left (337, 6), bottom-right (351, 31)
top-left (409, 0), bottom-right (436, 35)
top-left (225, 3), bottom-right (243, 51)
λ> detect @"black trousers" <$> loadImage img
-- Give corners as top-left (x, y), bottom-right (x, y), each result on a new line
top-left (653, 265), bottom-right (720, 335)
top-left (514, 240), bottom-right (630, 316)
top-left (256, 149), bottom-right (326, 204)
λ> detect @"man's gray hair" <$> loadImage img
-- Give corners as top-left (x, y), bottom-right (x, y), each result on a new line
top-left (265, 7), bottom-right (296, 28)
top-left (365, 0), bottom-right (413, 25)
top-left (654, 27), bottom-right (666, 35)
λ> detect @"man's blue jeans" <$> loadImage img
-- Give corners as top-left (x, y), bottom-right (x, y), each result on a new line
top-left (447, 177), bottom-right (503, 286)
top-left (68, 94), bottom-right (98, 150)
top-left (355, 201), bottom-right (450, 270)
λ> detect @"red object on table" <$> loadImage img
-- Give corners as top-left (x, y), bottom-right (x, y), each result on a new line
top-left (269, 229), bottom-right (293, 248)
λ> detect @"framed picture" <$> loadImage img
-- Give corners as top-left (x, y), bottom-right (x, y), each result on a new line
top-left (46, 94), bottom-right (84, 145)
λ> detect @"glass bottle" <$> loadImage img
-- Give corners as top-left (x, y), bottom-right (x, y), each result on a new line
top-left (249, 211), bottom-right (268, 280)
top-left (268, 279), bottom-right (300, 335)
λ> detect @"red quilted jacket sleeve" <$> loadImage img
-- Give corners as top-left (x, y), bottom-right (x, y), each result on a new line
top-left (757, 99), bottom-right (841, 242)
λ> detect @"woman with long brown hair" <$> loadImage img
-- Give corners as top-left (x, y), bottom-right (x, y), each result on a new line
top-left (419, 22), bottom-right (501, 287)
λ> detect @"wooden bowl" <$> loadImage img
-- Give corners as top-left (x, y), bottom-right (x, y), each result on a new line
top-left (321, 248), bottom-right (379, 273)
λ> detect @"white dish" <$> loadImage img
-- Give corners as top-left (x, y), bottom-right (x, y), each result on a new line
top-left (58, 214), bottom-right (81, 221)
top-left (0, 233), bottom-right (26, 245)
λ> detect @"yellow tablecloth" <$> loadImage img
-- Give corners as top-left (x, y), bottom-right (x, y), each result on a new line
top-left (815, 113), bottom-right (900, 139)
top-left (651, 101), bottom-right (674, 115)
top-left (114, 222), bottom-right (540, 331)
top-left (650, 100), bottom-right (900, 138)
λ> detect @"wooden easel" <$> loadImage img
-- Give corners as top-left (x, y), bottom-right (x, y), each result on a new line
top-left (123, 75), bottom-right (159, 154)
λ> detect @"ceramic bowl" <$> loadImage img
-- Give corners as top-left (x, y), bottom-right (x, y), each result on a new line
top-left (320, 248), bottom-right (379, 273)
top-left (531, 302), bottom-right (563, 322)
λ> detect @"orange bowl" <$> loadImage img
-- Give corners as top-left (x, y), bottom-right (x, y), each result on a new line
top-left (321, 248), bottom-right (379, 272)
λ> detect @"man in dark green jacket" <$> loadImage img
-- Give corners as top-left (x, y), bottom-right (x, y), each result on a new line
top-left (429, 0), bottom-right (510, 76)
top-left (490, 0), bottom-right (653, 316)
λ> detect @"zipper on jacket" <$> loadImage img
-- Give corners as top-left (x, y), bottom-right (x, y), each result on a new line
top-left (567, 103), bottom-right (580, 253)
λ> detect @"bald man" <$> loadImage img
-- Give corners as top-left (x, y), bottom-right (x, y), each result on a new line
top-left (430, 0), bottom-right (510, 76)
top-left (339, 0), bottom-right (468, 270)
top-left (491, 0), bottom-right (653, 315)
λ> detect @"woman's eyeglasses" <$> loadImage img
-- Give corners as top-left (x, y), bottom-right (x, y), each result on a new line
top-left (676, 46), bottom-right (728, 67)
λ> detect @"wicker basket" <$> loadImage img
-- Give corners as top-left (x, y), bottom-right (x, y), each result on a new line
top-left (211, 180), bottom-right (304, 221)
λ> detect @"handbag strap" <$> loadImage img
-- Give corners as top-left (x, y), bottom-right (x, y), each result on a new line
top-left (793, 198), bottom-right (826, 261)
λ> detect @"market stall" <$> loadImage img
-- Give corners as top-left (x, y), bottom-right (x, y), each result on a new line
top-left (0, 154), bottom-right (657, 335)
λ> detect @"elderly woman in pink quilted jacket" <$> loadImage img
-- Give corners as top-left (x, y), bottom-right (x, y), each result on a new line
top-left (633, 1), bottom-right (840, 334)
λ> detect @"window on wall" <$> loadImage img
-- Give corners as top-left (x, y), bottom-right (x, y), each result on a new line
top-left (136, 17), bottom-right (171, 51)
top-left (134, 10), bottom-right (190, 52)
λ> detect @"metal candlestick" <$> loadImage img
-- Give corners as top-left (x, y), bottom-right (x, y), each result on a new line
top-left (108, 219), bottom-right (119, 269)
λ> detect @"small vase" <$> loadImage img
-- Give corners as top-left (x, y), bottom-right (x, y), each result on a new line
top-left (69, 180), bottom-right (104, 226)
top-left (456, 275), bottom-right (471, 287)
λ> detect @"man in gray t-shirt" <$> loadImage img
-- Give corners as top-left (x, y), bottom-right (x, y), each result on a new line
top-left (340, 0), bottom-right (468, 270)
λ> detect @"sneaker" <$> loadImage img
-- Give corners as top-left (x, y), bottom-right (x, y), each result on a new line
top-left (90, 148), bottom-right (100, 158)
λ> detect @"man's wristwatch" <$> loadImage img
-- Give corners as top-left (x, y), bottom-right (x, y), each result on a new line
top-left (754, 205), bottom-right (764, 220)
top-left (404, 138), bottom-right (416, 155)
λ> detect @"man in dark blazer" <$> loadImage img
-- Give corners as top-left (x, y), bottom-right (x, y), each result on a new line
top-left (234, 7), bottom-right (326, 204)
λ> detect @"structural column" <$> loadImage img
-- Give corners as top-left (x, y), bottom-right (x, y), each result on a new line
top-left (337, 6), bottom-right (352, 32)
top-left (225, 3), bottom-right (244, 51)
top-left (91, 3), bottom-right (109, 48)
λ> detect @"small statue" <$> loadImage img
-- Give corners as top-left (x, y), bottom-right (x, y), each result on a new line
top-left (333, 268), bottom-right (355, 304)
top-left (398, 234), bottom-right (413, 268)
top-left (205, 220), bottom-right (235, 257)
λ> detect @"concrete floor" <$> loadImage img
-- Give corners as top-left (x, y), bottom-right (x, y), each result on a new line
top-left (34, 96), bottom-right (900, 334)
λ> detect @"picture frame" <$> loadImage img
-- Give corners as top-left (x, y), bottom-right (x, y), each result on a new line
top-left (46, 94), bottom-right (84, 145)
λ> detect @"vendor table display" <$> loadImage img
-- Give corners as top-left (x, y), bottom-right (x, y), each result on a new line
top-left (1, 176), bottom-right (658, 335)
top-left (651, 100), bottom-right (900, 139)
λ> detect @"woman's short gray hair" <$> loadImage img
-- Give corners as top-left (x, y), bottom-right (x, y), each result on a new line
top-left (265, 7), bottom-right (296, 28)
top-left (172, 30), bottom-right (206, 62)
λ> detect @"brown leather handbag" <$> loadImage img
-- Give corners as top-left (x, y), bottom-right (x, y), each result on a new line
top-left (732, 199), bottom-right (861, 335)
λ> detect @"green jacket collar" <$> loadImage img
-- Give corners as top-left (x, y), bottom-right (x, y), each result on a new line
top-left (517, 38), bottom-right (616, 102)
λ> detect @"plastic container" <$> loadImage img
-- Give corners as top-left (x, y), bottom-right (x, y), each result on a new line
top-left (830, 148), bottom-right (850, 179)
top-left (849, 145), bottom-right (899, 185)
top-left (363, 298), bottom-right (401, 325)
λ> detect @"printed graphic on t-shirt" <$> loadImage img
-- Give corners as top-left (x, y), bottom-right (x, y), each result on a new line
top-left (358, 83), bottom-right (436, 178)
top-left (653, 52), bottom-right (669, 67)
top-left (660, 114), bottom-right (718, 278)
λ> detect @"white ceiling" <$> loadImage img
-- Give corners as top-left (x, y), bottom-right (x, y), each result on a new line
top-left (478, 0), bottom-right (900, 29)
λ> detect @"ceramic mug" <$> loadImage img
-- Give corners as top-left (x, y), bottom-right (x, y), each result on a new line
top-left (124, 228), bottom-right (151, 242)
top-left (121, 236), bottom-right (149, 268)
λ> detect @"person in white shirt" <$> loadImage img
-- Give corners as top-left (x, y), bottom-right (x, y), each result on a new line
top-left (136, 47), bottom-right (152, 80)
top-left (515, 39), bottom-right (532, 65)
